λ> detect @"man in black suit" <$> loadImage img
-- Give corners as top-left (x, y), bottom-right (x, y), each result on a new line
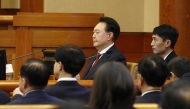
top-left (82, 17), bottom-right (126, 80)
top-left (45, 44), bottom-right (91, 103)
top-left (8, 59), bottom-right (64, 104)
top-left (135, 54), bottom-right (170, 103)
top-left (151, 24), bottom-right (179, 63)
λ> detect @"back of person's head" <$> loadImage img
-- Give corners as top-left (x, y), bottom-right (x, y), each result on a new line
top-left (99, 17), bottom-right (120, 42)
top-left (161, 80), bottom-right (190, 109)
top-left (54, 44), bottom-right (86, 77)
top-left (138, 54), bottom-right (170, 87)
top-left (20, 58), bottom-right (50, 87)
top-left (153, 24), bottom-right (178, 49)
top-left (90, 61), bottom-right (135, 109)
top-left (168, 57), bottom-right (190, 78)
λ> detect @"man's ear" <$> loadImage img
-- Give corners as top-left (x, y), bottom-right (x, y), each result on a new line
top-left (137, 74), bottom-right (144, 86)
top-left (171, 72), bottom-right (177, 81)
top-left (165, 39), bottom-right (171, 48)
top-left (22, 78), bottom-right (28, 89)
top-left (58, 61), bottom-right (63, 71)
top-left (107, 32), bottom-right (113, 41)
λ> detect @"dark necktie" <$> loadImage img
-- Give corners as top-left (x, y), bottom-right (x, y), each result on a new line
top-left (90, 53), bottom-right (101, 70)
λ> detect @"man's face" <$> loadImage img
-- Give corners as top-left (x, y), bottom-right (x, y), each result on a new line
top-left (92, 22), bottom-right (112, 50)
top-left (151, 34), bottom-right (167, 55)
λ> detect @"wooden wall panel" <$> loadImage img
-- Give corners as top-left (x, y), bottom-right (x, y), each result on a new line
top-left (20, 0), bottom-right (43, 12)
top-left (0, 30), bottom-right (15, 47)
top-left (32, 31), bottom-right (94, 47)
top-left (0, 0), bottom-right (43, 15)
top-left (116, 33), bottom-right (144, 53)
top-left (15, 30), bottom-right (32, 79)
top-left (160, 0), bottom-right (190, 59)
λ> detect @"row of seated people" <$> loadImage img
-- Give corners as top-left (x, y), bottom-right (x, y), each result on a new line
top-left (0, 44), bottom-right (189, 109)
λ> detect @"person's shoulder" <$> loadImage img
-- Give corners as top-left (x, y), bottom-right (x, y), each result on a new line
top-left (0, 89), bottom-right (10, 97)
top-left (47, 94), bottom-right (66, 103)
top-left (135, 96), bottom-right (146, 103)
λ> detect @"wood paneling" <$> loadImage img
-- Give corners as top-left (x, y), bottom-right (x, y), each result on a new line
top-left (0, 30), bottom-right (15, 47)
top-left (160, 0), bottom-right (190, 59)
top-left (13, 16), bottom-right (102, 27)
top-left (32, 31), bottom-right (94, 47)
top-left (0, 0), bottom-right (43, 15)
top-left (20, 0), bottom-right (43, 12)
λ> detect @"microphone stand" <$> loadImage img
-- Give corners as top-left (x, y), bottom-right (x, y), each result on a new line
top-left (7, 49), bottom-right (46, 62)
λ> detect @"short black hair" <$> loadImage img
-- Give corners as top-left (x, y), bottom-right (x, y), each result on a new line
top-left (54, 44), bottom-right (86, 77)
top-left (20, 58), bottom-right (50, 87)
top-left (168, 57), bottom-right (190, 78)
top-left (161, 80), bottom-right (190, 109)
top-left (99, 17), bottom-right (120, 41)
top-left (153, 24), bottom-right (178, 49)
top-left (138, 54), bottom-right (170, 87)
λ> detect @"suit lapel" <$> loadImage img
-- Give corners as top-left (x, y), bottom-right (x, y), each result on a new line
top-left (84, 45), bottom-right (116, 79)
top-left (165, 51), bottom-right (177, 63)
top-left (82, 54), bottom-right (96, 79)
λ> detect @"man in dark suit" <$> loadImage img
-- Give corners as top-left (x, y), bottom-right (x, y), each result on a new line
top-left (45, 44), bottom-right (91, 103)
top-left (8, 59), bottom-right (64, 104)
top-left (151, 24), bottom-right (179, 63)
top-left (135, 54), bottom-right (170, 103)
top-left (82, 17), bottom-right (126, 80)
top-left (168, 57), bottom-right (190, 82)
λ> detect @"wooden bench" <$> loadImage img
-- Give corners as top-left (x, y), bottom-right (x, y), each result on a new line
top-left (0, 103), bottom-right (158, 109)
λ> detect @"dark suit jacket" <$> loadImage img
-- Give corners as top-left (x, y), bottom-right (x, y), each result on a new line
top-left (82, 45), bottom-right (126, 80)
top-left (0, 89), bottom-right (10, 104)
top-left (180, 73), bottom-right (190, 81)
top-left (165, 50), bottom-right (177, 63)
top-left (135, 91), bottom-right (162, 103)
top-left (45, 81), bottom-right (91, 103)
top-left (8, 90), bottom-right (64, 104)
top-left (111, 102), bottom-right (134, 109)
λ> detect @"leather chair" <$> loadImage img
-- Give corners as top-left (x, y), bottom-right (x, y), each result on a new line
top-left (127, 62), bottom-right (138, 79)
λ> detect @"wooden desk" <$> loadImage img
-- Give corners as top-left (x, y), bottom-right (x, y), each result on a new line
top-left (0, 80), bottom-right (171, 95)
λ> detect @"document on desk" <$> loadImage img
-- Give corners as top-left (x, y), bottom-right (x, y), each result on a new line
top-left (6, 64), bottom-right (14, 73)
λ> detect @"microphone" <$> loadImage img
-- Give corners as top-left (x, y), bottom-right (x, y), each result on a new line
top-left (7, 48), bottom-right (46, 62)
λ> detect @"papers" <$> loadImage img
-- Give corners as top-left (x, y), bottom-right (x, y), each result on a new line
top-left (6, 64), bottom-right (14, 73)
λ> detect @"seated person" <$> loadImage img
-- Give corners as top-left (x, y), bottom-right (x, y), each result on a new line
top-left (82, 17), bottom-right (126, 80)
top-left (135, 54), bottom-right (170, 103)
top-left (168, 57), bottom-right (190, 81)
top-left (8, 59), bottom-right (64, 104)
top-left (160, 80), bottom-right (190, 109)
top-left (45, 44), bottom-right (91, 103)
top-left (151, 24), bottom-right (179, 63)
top-left (0, 89), bottom-right (10, 104)
top-left (89, 61), bottom-right (136, 109)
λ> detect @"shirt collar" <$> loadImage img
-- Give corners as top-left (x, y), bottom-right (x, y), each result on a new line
top-left (23, 90), bottom-right (44, 97)
top-left (164, 50), bottom-right (173, 60)
top-left (57, 77), bottom-right (77, 82)
top-left (99, 43), bottom-right (114, 55)
top-left (141, 90), bottom-right (161, 96)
